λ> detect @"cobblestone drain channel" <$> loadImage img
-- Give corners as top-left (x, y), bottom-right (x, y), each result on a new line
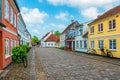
top-left (30, 48), bottom-right (37, 80)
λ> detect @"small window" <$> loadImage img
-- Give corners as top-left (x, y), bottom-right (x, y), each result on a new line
top-left (109, 19), bottom-right (116, 30)
top-left (5, 38), bottom-right (9, 58)
top-left (84, 40), bottom-right (87, 49)
top-left (80, 40), bottom-right (82, 48)
top-left (90, 41), bottom-right (94, 49)
top-left (98, 40), bottom-right (104, 49)
top-left (4, 0), bottom-right (9, 20)
top-left (98, 23), bottom-right (103, 32)
top-left (76, 41), bottom-right (79, 48)
top-left (109, 39), bottom-right (116, 50)
top-left (90, 26), bottom-right (94, 34)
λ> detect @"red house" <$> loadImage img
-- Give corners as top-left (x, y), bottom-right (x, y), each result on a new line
top-left (0, 0), bottom-right (20, 69)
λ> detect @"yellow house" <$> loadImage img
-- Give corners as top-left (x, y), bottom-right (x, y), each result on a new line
top-left (88, 5), bottom-right (120, 58)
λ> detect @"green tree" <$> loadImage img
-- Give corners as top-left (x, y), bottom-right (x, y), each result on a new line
top-left (32, 36), bottom-right (39, 43)
top-left (54, 31), bottom-right (61, 36)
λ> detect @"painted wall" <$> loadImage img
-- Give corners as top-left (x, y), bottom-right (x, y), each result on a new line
top-left (88, 13), bottom-right (120, 58)
top-left (0, 0), bottom-right (2, 20)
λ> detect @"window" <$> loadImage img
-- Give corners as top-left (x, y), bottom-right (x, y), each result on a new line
top-left (90, 41), bottom-right (94, 48)
top-left (109, 19), bottom-right (116, 30)
top-left (10, 8), bottom-right (13, 24)
top-left (84, 40), bottom-right (87, 49)
top-left (14, 40), bottom-right (16, 47)
top-left (5, 38), bottom-right (9, 58)
top-left (79, 27), bottom-right (83, 35)
top-left (4, 0), bottom-right (9, 20)
top-left (109, 39), bottom-right (116, 50)
top-left (14, 14), bottom-right (16, 27)
top-left (90, 26), bottom-right (94, 34)
top-left (76, 41), bottom-right (79, 48)
top-left (98, 40), bottom-right (104, 49)
top-left (80, 40), bottom-right (82, 48)
top-left (11, 39), bottom-right (13, 55)
top-left (98, 23), bottom-right (103, 32)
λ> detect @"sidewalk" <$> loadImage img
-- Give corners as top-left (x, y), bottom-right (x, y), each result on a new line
top-left (1, 47), bottom-right (37, 80)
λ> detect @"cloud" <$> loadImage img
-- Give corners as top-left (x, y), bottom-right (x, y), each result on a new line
top-left (38, 0), bottom-right (42, 3)
top-left (21, 7), bottom-right (48, 25)
top-left (55, 12), bottom-right (69, 21)
top-left (32, 29), bottom-right (40, 34)
top-left (47, 0), bottom-right (119, 19)
top-left (81, 7), bottom-right (99, 19)
top-left (50, 23), bottom-right (66, 29)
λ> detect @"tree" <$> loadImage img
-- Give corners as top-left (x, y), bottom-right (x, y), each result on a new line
top-left (32, 36), bottom-right (39, 43)
top-left (54, 31), bottom-right (61, 36)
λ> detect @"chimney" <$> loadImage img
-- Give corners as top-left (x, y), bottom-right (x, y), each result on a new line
top-left (71, 20), bottom-right (74, 23)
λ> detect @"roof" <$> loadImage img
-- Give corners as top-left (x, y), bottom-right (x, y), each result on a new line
top-left (45, 34), bottom-right (60, 42)
top-left (89, 5), bottom-right (120, 25)
top-left (14, 0), bottom-right (20, 12)
top-left (41, 32), bottom-right (50, 40)
top-left (82, 32), bottom-right (88, 37)
top-left (62, 21), bottom-right (79, 34)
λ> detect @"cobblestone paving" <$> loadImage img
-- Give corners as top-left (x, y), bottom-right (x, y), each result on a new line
top-left (36, 47), bottom-right (120, 80)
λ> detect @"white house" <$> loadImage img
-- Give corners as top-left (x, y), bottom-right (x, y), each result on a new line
top-left (75, 22), bottom-right (90, 52)
top-left (41, 31), bottom-right (59, 47)
top-left (59, 33), bottom-right (65, 47)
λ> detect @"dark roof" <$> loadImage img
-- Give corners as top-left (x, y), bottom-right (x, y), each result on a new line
top-left (89, 5), bottom-right (120, 25)
top-left (62, 21), bottom-right (79, 34)
top-left (82, 32), bottom-right (88, 37)
top-left (14, 0), bottom-right (20, 12)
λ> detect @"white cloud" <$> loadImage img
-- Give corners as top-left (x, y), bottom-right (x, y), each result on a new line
top-left (50, 23), bottom-right (66, 29)
top-left (81, 7), bottom-right (99, 19)
top-left (21, 7), bottom-right (48, 25)
top-left (38, 0), bottom-right (43, 3)
top-left (47, 0), bottom-right (119, 8)
top-left (32, 29), bottom-right (40, 34)
top-left (47, 0), bottom-right (119, 19)
top-left (55, 12), bottom-right (68, 21)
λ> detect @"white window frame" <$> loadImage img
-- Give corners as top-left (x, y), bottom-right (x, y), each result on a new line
top-left (80, 40), bottom-right (82, 48)
top-left (98, 23), bottom-right (103, 32)
top-left (109, 39), bottom-right (116, 50)
top-left (5, 38), bottom-right (10, 58)
top-left (11, 39), bottom-right (13, 55)
top-left (90, 40), bottom-right (94, 49)
top-left (90, 26), bottom-right (94, 34)
top-left (10, 7), bottom-right (13, 24)
top-left (84, 40), bottom-right (87, 49)
top-left (76, 41), bottom-right (79, 48)
top-left (109, 19), bottom-right (116, 30)
top-left (98, 40), bottom-right (104, 49)
top-left (14, 14), bottom-right (16, 27)
top-left (4, 0), bottom-right (9, 20)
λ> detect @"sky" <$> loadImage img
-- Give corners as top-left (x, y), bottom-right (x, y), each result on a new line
top-left (16, 0), bottom-right (120, 39)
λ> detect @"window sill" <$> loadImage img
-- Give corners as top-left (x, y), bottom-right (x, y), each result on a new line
top-left (5, 54), bottom-right (11, 59)
top-left (98, 31), bottom-right (103, 34)
top-left (108, 29), bottom-right (116, 32)
top-left (90, 33), bottom-right (94, 35)
top-left (109, 49), bottom-right (116, 52)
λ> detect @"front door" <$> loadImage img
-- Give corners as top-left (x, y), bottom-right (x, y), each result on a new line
top-left (72, 41), bottom-right (75, 51)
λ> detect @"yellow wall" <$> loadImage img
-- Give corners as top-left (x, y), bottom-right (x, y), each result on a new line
top-left (88, 13), bottom-right (120, 58)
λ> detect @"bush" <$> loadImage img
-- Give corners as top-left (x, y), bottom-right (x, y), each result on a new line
top-left (12, 45), bottom-right (29, 63)
top-left (59, 46), bottom-right (65, 50)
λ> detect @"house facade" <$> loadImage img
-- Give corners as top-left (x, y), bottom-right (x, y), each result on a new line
top-left (65, 21), bottom-right (79, 51)
top-left (0, 0), bottom-right (20, 69)
top-left (18, 14), bottom-right (31, 46)
top-left (75, 22), bottom-right (89, 53)
top-left (59, 32), bottom-right (65, 48)
top-left (88, 5), bottom-right (120, 58)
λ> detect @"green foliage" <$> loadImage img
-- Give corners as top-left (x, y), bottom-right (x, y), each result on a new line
top-left (32, 36), bottom-right (39, 43)
top-left (59, 46), bottom-right (65, 50)
top-left (54, 31), bottom-right (61, 36)
top-left (12, 45), bottom-right (29, 63)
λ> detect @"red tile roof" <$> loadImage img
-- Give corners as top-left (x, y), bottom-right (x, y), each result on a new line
top-left (45, 34), bottom-right (60, 42)
top-left (89, 5), bottom-right (120, 25)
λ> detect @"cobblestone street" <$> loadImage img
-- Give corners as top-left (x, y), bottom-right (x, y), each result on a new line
top-left (36, 47), bottom-right (120, 80)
